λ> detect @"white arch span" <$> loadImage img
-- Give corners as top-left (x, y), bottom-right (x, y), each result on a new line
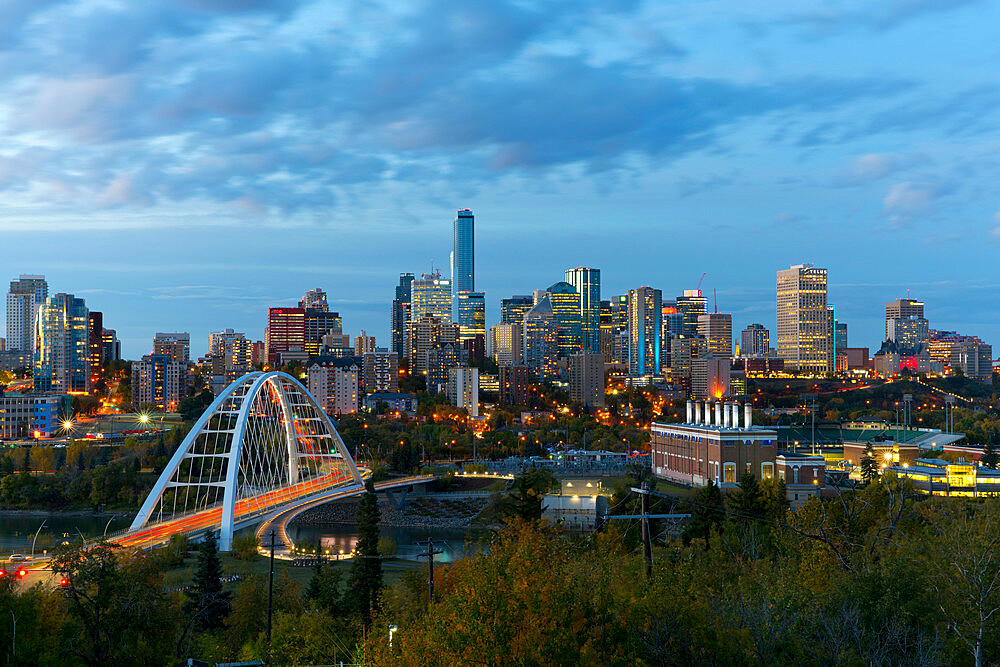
top-left (130, 371), bottom-right (364, 551)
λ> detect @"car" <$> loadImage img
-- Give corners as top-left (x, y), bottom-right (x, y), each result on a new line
top-left (8, 554), bottom-right (26, 563)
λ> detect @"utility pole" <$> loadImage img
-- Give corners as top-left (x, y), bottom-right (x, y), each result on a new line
top-left (640, 482), bottom-right (652, 579)
top-left (416, 539), bottom-right (443, 609)
top-left (266, 529), bottom-right (275, 665)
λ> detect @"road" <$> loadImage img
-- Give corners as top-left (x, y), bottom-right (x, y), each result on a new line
top-left (256, 475), bottom-right (433, 556)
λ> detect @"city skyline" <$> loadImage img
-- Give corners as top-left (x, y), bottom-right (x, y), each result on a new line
top-left (2, 2), bottom-right (1000, 356)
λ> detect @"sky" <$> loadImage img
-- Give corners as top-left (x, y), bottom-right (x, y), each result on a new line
top-left (2, 0), bottom-right (999, 359)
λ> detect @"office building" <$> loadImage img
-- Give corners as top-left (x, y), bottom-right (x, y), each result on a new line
top-left (887, 316), bottom-right (930, 350)
top-left (499, 365), bottom-right (534, 405)
top-left (660, 302), bottom-right (683, 366)
top-left (564, 267), bottom-right (601, 353)
top-left (522, 296), bottom-right (559, 381)
top-left (153, 332), bottom-right (190, 365)
top-left (448, 366), bottom-right (479, 417)
top-left (362, 348), bottom-right (398, 393)
top-left (547, 282), bottom-right (583, 357)
top-left (776, 264), bottom-right (832, 373)
top-left (740, 324), bottom-right (770, 357)
top-left (691, 358), bottom-right (731, 400)
top-left (354, 330), bottom-right (377, 356)
top-left (427, 343), bottom-right (463, 393)
top-left (834, 321), bottom-right (848, 352)
top-left (6, 274), bottom-right (47, 353)
top-left (391, 273), bottom-right (414, 358)
top-left (669, 334), bottom-right (705, 389)
top-left (408, 314), bottom-right (460, 375)
top-left (488, 323), bottom-right (522, 367)
top-left (697, 313), bottom-right (733, 359)
top-left (101, 329), bottom-right (121, 362)
top-left (610, 295), bottom-right (628, 331)
top-left (885, 298), bottom-right (924, 340)
top-left (676, 290), bottom-right (707, 337)
top-left (0, 393), bottom-right (70, 439)
top-left (599, 300), bottom-right (616, 362)
top-left (451, 209), bottom-right (475, 312)
top-left (299, 288), bottom-right (328, 311)
top-left (307, 357), bottom-right (360, 415)
top-left (951, 339), bottom-right (993, 381)
top-left (304, 309), bottom-right (343, 357)
top-left (266, 307), bottom-right (306, 365)
top-left (569, 352), bottom-right (605, 409)
top-left (628, 287), bottom-right (662, 375)
top-left (501, 295), bottom-right (534, 325)
top-left (411, 272), bottom-right (452, 322)
top-left (455, 291), bottom-right (486, 343)
top-left (132, 354), bottom-right (183, 411)
top-left (33, 293), bottom-right (90, 393)
top-left (88, 311), bottom-right (105, 391)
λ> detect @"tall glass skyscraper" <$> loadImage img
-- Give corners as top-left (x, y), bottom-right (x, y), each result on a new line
top-left (6, 274), bottom-right (48, 353)
top-left (34, 293), bottom-right (90, 393)
top-left (455, 291), bottom-right (486, 342)
top-left (451, 208), bottom-right (475, 304)
top-left (628, 287), bottom-right (662, 376)
top-left (546, 282), bottom-right (583, 357)
top-left (391, 273), bottom-right (414, 358)
top-left (564, 267), bottom-right (601, 354)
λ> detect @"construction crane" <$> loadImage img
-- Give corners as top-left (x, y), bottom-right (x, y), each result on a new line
top-left (696, 272), bottom-right (706, 291)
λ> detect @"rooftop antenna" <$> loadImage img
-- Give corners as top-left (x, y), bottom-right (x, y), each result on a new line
top-left (714, 288), bottom-right (718, 313)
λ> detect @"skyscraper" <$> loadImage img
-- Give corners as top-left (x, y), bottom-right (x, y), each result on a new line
top-left (569, 352), bottom-right (605, 409)
top-left (266, 307), bottom-right (306, 365)
top-left (564, 267), bottom-right (601, 353)
top-left (411, 272), bottom-right (452, 322)
top-left (834, 321), bottom-right (848, 351)
top-left (500, 295), bottom-right (533, 324)
top-left (455, 291), bottom-right (486, 343)
top-left (488, 323), bottom-right (522, 366)
top-left (132, 354), bottom-right (183, 411)
top-left (34, 293), bottom-right (90, 393)
top-left (522, 296), bottom-right (559, 380)
top-left (304, 309), bottom-right (343, 356)
top-left (391, 273), bottom-right (414, 358)
top-left (408, 314), bottom-right (460, 375)
top-left (675, 290), bottom-right (707, 336)
top-left (451, 209), bottom-right (475, 306)
top-left (740, 324), bottom-right (770, 357)
top-left (547, 281), bottom-right (583, 357)
top-left (628, 287), bottom-right (662, 375)
top-left (697, 313), bottom-right (733, 358)
top-left (776, 264), bottom-right (832, 373)
top-left (885, 298), bottom-right (924, 340)
top-left (299, 288), bottom-right (328, 311)
top-left (887, 316), bottom-right (930, 349)
top-left (660, 302), bottom-right (684, 367)
top-left (6, 274), bottom-right (47, 353)
top-left (88, 311), bottom-right (104, 391)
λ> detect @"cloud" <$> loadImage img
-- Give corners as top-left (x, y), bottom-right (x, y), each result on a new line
top-left (883, 181), bottom-right (946, 226)
top-left (778, 0), bottom-right (985, 38)
top-left (835, 151), bottom-right (928, 185)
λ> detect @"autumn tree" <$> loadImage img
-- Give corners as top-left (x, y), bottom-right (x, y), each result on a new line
top-left (348, 479), bottom-right (382, 629)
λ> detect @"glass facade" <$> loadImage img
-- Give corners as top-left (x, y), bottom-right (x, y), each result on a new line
top-left (455, 291), bottom-right (486, 342)
top-left (675, 289), bottom-right (707, 337)
top-left (628, 287), bottom-right (661, 375)
top-left (411, 273), bottom-right (452, 322)
top-left (452, 209), bottom-right (475, 318)
top-left (501, 295), bottom-right (533, 324)
top-left (776, 264), bottom-right (831, 373)
top-left (391, 273), bottom-right (414, 358)
top-left (564, 267), bottom-right (601, 354)
top-left (34, 293), bottom-right (90, 393)
top-left (523, 296), bottom-right (558, 380)
top-left (546, 281), bottom-right (582, 357)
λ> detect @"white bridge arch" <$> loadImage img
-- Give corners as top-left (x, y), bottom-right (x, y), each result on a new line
top-left (129, 371), bottom-right (364, 551)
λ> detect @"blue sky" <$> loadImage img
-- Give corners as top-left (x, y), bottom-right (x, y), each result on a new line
top-left (2, 0), bottom-right (999, 358)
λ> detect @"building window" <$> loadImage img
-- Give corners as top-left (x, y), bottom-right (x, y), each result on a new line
top-left (723, 463), bottom-right (736, 484)
top-left (762, 463), bottom-right (774, 480)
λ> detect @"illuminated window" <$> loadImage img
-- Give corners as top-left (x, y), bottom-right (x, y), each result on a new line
top-left (723, 463), bottom-right (736, 483)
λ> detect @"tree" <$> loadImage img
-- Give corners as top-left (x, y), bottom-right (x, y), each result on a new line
top-left (184, 531), bottom-right (232, 633)
top-left (21, 446), bottom-right (31, 474)
top-left (51, 540), bottom-right (175, 665)
top-left (729, 471), bottom-right (766, 522)
top-left (683, 480), bottom-right (725, 551)
top-left (348, 479), bottom-right (382, 629)
top-left (500, 467), bottom-right (555, 521)
top-left (860, 443), bottom-right (879, 483)
top-left (306, 540), bottom-right (344, 616)
top-left (179, 388), bottom-right (215, 423)
top-left (981, 440), bottom-right (999, 470)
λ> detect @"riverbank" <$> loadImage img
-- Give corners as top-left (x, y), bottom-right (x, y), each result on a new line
top-left (0, 508), bottom-right (135, 518)
top-left (293, 496), bottom-right (491, 529)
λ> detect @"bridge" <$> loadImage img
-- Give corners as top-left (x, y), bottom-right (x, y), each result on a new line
top-left (117, 371), bottom-right (377, 551)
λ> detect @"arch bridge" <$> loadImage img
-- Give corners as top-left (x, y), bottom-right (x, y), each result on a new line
top-left (119, 371), bottom-right (365, 551)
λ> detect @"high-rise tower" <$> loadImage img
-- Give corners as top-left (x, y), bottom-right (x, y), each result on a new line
top-left (451, 208), bottom-right (475, 302)
top-left (564, 267), bottom-right (601, 354)
top-left (628, 287), bottom-right (662, 375)
top-left (34, 293), bottom-right (90, 393)
top-left (391, 273), bottom-right (414, 358)
top-left (776, 264), bottom-right (832, 373)
top-left (884, 298), bottom-right (924, 340)
top-left (6, 274), bottom-right (48, 353)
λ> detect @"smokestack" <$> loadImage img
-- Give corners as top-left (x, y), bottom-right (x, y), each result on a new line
top-left (732, 403), bottom-right (740, 429)
top-left (723, 402), bottom-right (731, 428)
top-left (714, 402), bottom-right (722, 427)
top-left (686, 401), bottom-right (693, 423)
top-left (744, 403), bottom-right (752, 429)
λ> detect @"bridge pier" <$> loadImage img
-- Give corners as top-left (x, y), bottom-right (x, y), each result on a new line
top-left (385, 486), bottom-right (410, 511)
